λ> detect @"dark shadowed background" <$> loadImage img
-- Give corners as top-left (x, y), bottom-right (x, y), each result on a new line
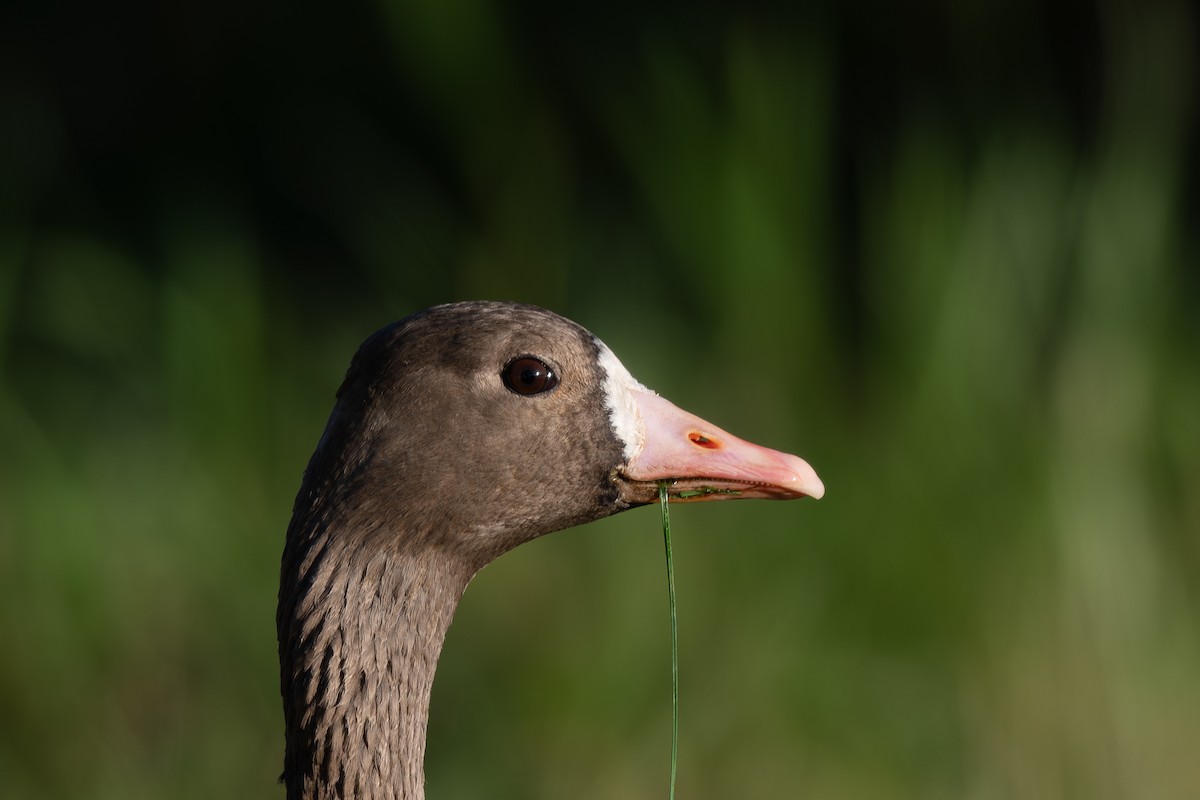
top-left (2, 1), bottom-right (1198, 797)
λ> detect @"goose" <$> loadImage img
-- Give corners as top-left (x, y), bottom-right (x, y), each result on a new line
top-left (277, 301), bottom-right (824, 800)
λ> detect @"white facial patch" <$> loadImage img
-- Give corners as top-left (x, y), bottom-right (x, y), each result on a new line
top-left (594, 337), bottom-right (652, 461)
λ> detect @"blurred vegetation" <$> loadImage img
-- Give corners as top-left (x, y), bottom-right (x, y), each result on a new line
top-left (2, 0), bottom-right (1198, 798)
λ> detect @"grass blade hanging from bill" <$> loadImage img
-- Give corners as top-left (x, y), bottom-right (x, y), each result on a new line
top-left (658, 482), bottom-right (679, 800)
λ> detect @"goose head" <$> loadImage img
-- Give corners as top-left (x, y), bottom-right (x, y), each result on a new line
top-left (278, 301), bottom-right (823, 799)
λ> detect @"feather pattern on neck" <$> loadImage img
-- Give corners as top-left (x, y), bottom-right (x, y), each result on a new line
top-left (279, 513), bottom-right (472, 800)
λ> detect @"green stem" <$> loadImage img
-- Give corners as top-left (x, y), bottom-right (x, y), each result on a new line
top-left (658, 482), bottom-right (679, 800)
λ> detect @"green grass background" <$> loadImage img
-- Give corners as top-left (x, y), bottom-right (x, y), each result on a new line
top-left (2, 1), bottom-right (1198, 797)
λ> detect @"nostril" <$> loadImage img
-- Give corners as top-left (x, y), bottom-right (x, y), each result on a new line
top-left (688, 432), bottom-right (721, 449)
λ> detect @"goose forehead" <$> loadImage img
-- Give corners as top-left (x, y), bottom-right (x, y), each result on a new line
top-left (593, 337), bottom-right (651, 461)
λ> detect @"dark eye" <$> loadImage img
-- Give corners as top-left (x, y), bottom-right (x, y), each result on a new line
top-left (502, 356), bottom-right (559, 396)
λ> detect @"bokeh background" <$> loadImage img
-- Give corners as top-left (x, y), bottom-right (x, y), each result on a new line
top-left (2, 1), bottom-right (1198, 798)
